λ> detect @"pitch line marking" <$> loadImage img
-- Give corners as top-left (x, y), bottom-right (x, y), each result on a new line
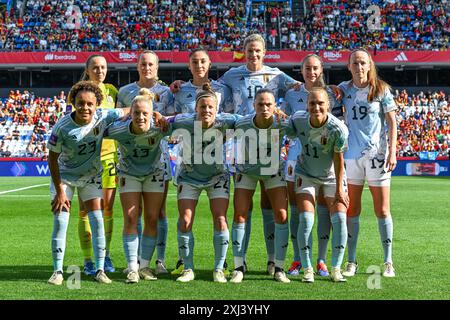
top-left (0, 184), bottom-right (49, 195)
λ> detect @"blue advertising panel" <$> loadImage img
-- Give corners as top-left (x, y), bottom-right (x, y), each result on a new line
top-left (1, 159), bottom-right (450, 177)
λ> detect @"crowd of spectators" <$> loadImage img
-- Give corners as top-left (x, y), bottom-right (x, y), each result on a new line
top-left (278, 0), bottom-right (449, 50)
top-left (0, 89), bottom-right (65, 159)
top-left (1, 88), bottom-right (450, 159)
top-left (0, 0), bottom-right (255, 51)
top-left (396, 89), bottom-right (450, 157)
top-left (0, 0), bottom-right (448, 52)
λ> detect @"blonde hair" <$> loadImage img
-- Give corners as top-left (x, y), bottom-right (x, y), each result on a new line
top-left (80, 54), bottom-right (106, 81)
top-left (243, 33), bottom-right (266, 51)
top-left (302, 54), bottom-right (326, 88)
top-left (131, 88), bottom-right (155, 114)
top-left (349, 48), bottom-right (391, 102)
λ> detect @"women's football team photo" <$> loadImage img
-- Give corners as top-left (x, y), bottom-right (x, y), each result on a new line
top-left (47, 33), bottom-right (396, 286)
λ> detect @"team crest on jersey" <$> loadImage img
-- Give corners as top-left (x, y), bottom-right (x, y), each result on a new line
top-left (263, 74), bottom-right (270, 84)
top-left (297, 177), bottom-right (302, 188)
top-left (236, 174), bottom-right (242, 182)
top-left (148, 137), bottom-right (156, 145)
top-left (120, 177), bottom-right (126, 187)
top-left (288, 165), bottom-right (293, 176)
top-left (321, 136), bottom-right (328, 145)
top-left (106, 96), bottom-right (114, 104)
top-left (154, 94), bottom-right (160, 102)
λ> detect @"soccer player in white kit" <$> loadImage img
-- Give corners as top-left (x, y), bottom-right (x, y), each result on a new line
top-left (338, 49), bottom-right (397, 278)
top-left (282, 54), bottom-right (342, 277)
top-left (47, 81), bottom-right (128, 285)
top-left (117, 50), bottom-right (174, 275)
top-left (230, 89), bottom-right (291, 284)
top-left (167, 83), bottom-right (241, 283)
top-left (287, 87), bottom-right (349, 283)
top-left (105, 89), bottom-right (169, 284)
top-left (219, 33), bottom-right (298, 276)
top-left (169, 48), bottom-right (233, 275)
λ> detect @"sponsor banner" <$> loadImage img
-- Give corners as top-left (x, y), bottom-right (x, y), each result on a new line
top-left (0, 50), bottom-right (448, 65)
top-left (1, 159), bottom-right (449, 177)
top-left (0, 161), bottom-right (51, 176)
top-left (392, 160), bottom-right (450, 176)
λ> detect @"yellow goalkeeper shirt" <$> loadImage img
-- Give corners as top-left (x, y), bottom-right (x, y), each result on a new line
top-left (98, 83), bottom-right (118, 160)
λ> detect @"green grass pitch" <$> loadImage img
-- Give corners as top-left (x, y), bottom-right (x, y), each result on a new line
top-left (0, 176), bottom-right (449, 300)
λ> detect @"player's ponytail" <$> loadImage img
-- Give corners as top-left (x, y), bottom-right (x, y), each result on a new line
top-left (131, 88), bottom-right (155, 113)
top-left (195, 82), bottom-right (218, 107)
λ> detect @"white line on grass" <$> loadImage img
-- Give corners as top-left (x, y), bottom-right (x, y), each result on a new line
top-left (0, 184), bottom-right (49, 195)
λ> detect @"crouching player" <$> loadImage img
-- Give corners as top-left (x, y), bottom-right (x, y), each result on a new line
top-left (288, 87), bottom-right (349, 283)
top-left (104, 88), bottom-right (168, 284)
top-left (47, 81), bottom-right (128, 285)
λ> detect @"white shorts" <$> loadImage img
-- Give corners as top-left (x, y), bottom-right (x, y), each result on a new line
top-left (284, 138), bottom-right (301, 182)
top-left (284, 160), bottom-right (297, 183)
top-left (161, 151), bottom-right (172, 182)
top-left (346, 154), bottom-right (391, 187)
top-left (160, 140), bottom-right (172, 182)
top-left (295, 174), bottom-right (347, 199)
top-left (177, 174), bottom-right (230, 201)
top-left (50, 174), bottom-right (102, 203)
top-left (118, 171), bottom-right (166, 193)
top-left (234, 171), bottom-right (286, 191)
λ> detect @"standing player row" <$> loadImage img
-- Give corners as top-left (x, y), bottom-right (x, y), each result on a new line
top-left (46, 34), bottom-right (397, 285)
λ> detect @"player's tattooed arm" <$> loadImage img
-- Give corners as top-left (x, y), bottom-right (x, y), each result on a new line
top-left (48, 151), bottom-right (70, 213)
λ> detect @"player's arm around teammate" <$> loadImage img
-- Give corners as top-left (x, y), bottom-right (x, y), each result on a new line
top-left (339, 49), bottom-right (397, 278)
top-left (219, 34), bottom-right (299, 276)
top-left (104, 89), bottom-right (170, 284)
top-left (282, 54), bottom-right (343, 277)
top-left (169, 83), bottom-right (240, 283)
top-left (47, 81), bottom-right (127, 286)
top-left (289, 87), bottom-right (349, 283)
top-left (230, 89), bottom-right (290, 284)
top-left (117, 51), bottom-right (175, 275)
top-left (77, 54), bottom-right (119, 275)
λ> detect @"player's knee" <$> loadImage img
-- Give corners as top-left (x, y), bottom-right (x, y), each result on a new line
top-left (178, 218), bottom-right (192, 232)
top-left (233, 214), bottom-right (247, 224)
top-left (274, 209), bottom-right (287, 224)
top-left (375, 210), bottom-right (391, 219)
top-left (214, 216), bottom-right (228, 231)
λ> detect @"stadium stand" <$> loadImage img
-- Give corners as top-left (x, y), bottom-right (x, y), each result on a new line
top-left (0, 0), bottom-right (448, 51)
top-left (396, 89), bottom-right (450, 157)
top-left (1, 89), bottom-right (449, 158)
top-left (0, 89), bottom-right (65, 158)
top-left (285, 0), bottom-right (449, 50)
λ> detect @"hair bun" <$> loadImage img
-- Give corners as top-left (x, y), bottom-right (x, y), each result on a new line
top-left (138, 88), bottom-right (155, 100)
top-left (202, 82), bottom-right (212, 92)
